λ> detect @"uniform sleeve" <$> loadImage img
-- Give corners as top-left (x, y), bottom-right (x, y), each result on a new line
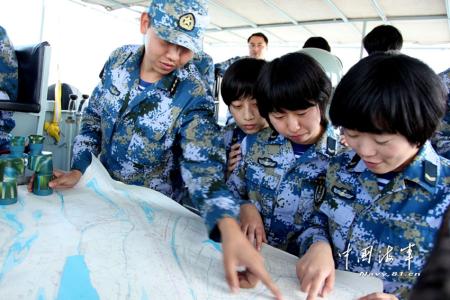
top-left (201, 56), bottom-right (215, 97)
top-left (205, 65), bottom-right (215, 97)
top-left (178, 92), bottom-right (239, 236)
top-left (226, 136), bottom-right (252, 205)
top-left (0, 26), bottom-right (18, 101)
top-left (191, 53), bottom-right (215, 97)
top-left (297, 165), bottom-right (334, 255)
top-left (70, 57), bottom-right (112, 173)
top-left (0, 111), bottom-right (14, 151)
top-left (409, 205), bottom-right (450, 300)
top-left (431, 94), bottom-right (450, 160)
top-left (214, 57), bottom-right (240, 78)
top-left (298, 208), bottom-right (331, 255)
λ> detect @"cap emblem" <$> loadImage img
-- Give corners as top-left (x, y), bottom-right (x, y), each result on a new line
top-left (178, 13), bottom-right (195, 31)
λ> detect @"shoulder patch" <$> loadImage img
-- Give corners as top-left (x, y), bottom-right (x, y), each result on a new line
top-left (231, 133), bottom-right (238, 145)
top-left (263, 127), bottom-right (278, 143)
top-left (268, 129), bottom-right (278, 142)
top-left (169, 78), bottom-right (179, 97)
top-left (326, 136), bottom-right (337, 156)
top-left (348, 154), bottom-right (361, 168)
top-left (424, 160), bottom-right (437, 186)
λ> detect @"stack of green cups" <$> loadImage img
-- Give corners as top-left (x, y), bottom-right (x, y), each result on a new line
top-left (0, 156), bottom-right (25, 205)
top-left (29, 152), bottom-right (53, 196)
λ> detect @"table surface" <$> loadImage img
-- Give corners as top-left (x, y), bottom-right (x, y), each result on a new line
top-left (0, 157), bottom-right (382, 300)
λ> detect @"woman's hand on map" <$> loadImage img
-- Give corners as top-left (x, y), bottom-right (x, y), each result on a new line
top-left (239, 203), bottom-right (267, 251)
top-left (49, 169), bottom-right (82, 189)
top-left (219, 217), bottom-right (283, 300)
top-left (358, 292), bottom-right (398, 300)
top-left (28, 169), bottom-right (82, 192)
top-left (296, 241), bottom-right (335, 300)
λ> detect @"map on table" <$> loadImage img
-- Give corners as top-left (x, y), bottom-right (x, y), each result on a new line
top-left (0, 156), bottom-right (382, 299)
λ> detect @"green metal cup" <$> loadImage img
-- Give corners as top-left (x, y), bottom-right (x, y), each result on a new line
top-left (29, 152), bottom-right (53, 196)
top-left (10, 136), bottom-right (26, 158)
top-left (11, 136), bottom-right (26, 146)
top-left (29, 152), bottom-right (52, 173)
top-left (0, 157), bottom-right (25, 205)
top-left (0, 181), bottom-right (18, 205)
top-left (28, 135), bottom-right (45, 156)
top-left (33, 174), bottom-right (53, 196)
top-left (0, 157), bottom-right (25, 178)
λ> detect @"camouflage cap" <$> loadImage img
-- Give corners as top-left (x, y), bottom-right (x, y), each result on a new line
top-left (148, 0), bottom-right (208, 53)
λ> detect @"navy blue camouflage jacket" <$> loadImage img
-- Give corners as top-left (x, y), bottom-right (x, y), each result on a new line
top-left (299, 141), bottom-right (450, 299)
top-left (228, 125), bottom-right (343, 255)
top-left (0, 25), bottom-right (18, 151)
top-left (72, 45), bottom-right (239, 233)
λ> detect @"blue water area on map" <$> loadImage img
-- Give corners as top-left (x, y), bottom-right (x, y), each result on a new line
top-left (141, 289), bottom-right (149, 300)
top-left (57, 255), bottom-right (99, 300)
top-left (36, 287), bottom-right (46, 300)
top-left (1, 211), bottom-right (24, 233)
top-left (138, 201), bottom-right (154, 223)
top-left (170, 217), bottom-right (197, 300)
top-left (33, 210), bottom-right (42, 221)
top-left (0, 234), bottom-right (38, 281)
top-left (202, 239), bottom-right (223, 252)
top-left (56, 191), bottom-right (65, 212)
top-left (86, 178), bottom-right (125, 219)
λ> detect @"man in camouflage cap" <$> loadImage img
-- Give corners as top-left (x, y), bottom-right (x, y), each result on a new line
top-left (42, 0), bottom-right (281, 297)
top-left (0, 25), bottom-right (18, 152)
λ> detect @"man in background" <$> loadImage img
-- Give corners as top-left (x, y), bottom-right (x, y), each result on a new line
top-left (363, 24), bottom-right (403, 54)
top-left (215, 32), bottom-right (268, 77)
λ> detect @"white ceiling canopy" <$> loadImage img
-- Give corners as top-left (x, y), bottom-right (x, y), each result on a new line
top-left (81, 0), bottom-right (450, 46)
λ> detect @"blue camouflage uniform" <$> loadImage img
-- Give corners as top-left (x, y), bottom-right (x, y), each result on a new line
top-left (214, 56), bottom-right (242, 78)
top-left (192, 51), bottom-right (214, 97)
top-left (228, 125), bottom-right (343, 255)
top-left (439, 68), bottom-right (450, 91)
top-left (432, 69), bottom-right (450, 159)
top-left (71, 0), bottom-right (239, 234)
top-left (0, 25), bottom-right (18, 151)
top-left (71, 45), bottom-right (239, 232)
top-left (299, 141), bottom-right (450, 299)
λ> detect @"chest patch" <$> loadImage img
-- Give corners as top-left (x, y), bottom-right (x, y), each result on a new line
top-left (331, 186), bottom-right (354, 200)
top-left (257, 157), bottom-right (277, 168)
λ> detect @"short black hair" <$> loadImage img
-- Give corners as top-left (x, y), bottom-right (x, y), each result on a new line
top-left (255, 52), bottom-right (331, 127)
top-left (363, 25), bottom-right (403, 54)
top-left (221, 58), bottom-right (267, 106)
top-left (303, 37), bottom-right (331, 52)
top-left (330, 52), bottom-right (446, 147)
top-left (247, 32), bottom-right (268, 44)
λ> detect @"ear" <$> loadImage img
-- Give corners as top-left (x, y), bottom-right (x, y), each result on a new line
top-left (140, 12), bottom-right (150, 34)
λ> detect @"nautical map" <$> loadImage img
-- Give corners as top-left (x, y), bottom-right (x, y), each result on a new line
top-left (0, 157), bottom-right (382, 299)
